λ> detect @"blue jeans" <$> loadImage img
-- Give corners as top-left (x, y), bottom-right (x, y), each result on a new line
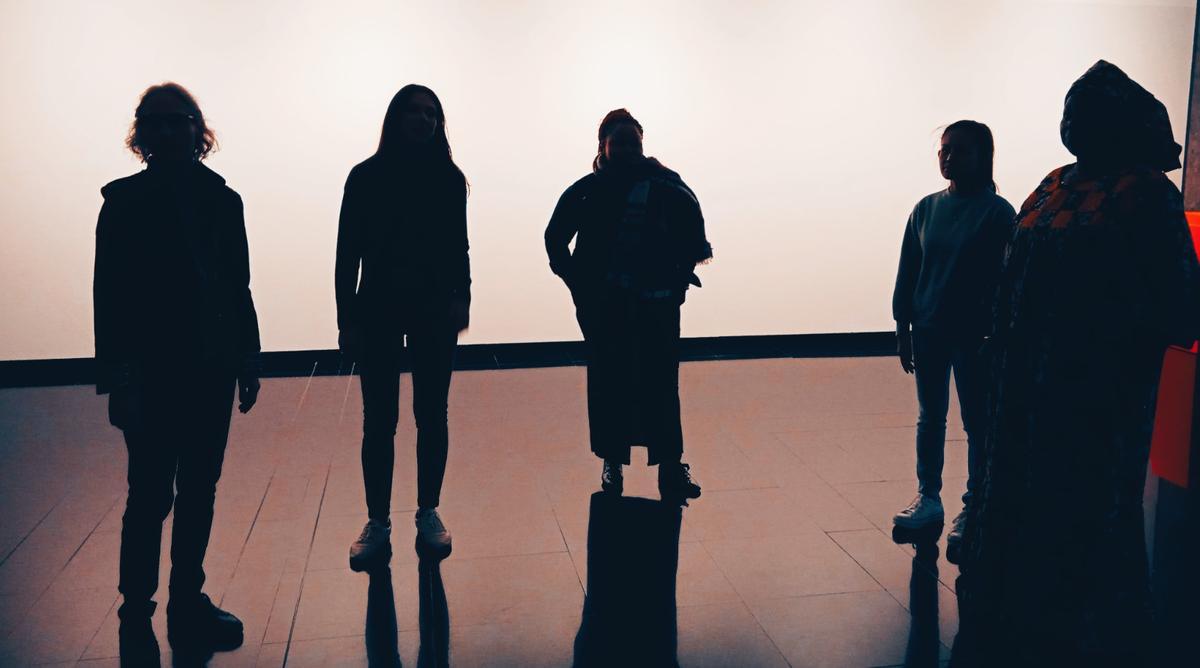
top-left (912, 327), bottom-right (987, 505)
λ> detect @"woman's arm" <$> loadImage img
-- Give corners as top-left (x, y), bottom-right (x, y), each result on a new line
top-left (545, 184), bottom-right (582, 288)
top-left (335, 170), bottom-right (365, 333)
top-left (892, 206), bottom-right (923, 333)
top-left (93, 198), bottom-right (132, 395)
top-left (445, 173), bottom-right (471, 304)
top-left (229, 191), bottom-right (262, 372)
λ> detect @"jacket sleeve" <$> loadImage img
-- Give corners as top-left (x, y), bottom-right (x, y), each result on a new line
top-left (229, 192), bottom-right (262, 368)
top-left (545, 184), bottom-right (582, 288)
top-left (335, 170), bottom-right (364, 332)
top-left (445, 173), bottom-right (471, 303)
top-left (673, 182), bottom-right (713, 270)
top-left (93, 197), bottom-right (131, 394)
top-left (892, 205), bottom-right (922, 330)
top-left (1129, 176), bottom-right (1200, 347)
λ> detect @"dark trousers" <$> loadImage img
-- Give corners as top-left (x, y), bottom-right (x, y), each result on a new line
top-left (912, 327), bottom-right (987, 504)
top-left (359, 321), bottom-right (457, 517)
top-left (578, 292), bottom-right (683, 466)
top-left (117, 371), bottom-right (235, 618)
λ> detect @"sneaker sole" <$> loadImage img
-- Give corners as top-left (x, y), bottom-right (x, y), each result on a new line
top-left (892, 514), bottom-right (944, 530)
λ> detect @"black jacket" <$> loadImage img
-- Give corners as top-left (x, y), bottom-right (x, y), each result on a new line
top-left (93, 163), bottom-right (261, 393)
top-left (545, 158), bottom-right (711, 303)
top-left (335, 154), bottom-right (471, 332)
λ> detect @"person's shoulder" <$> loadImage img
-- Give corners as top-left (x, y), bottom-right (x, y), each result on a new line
top-left (981, 190), bottom-right (1017, 217)
top-left (196, 163), bottom-right (241, 203)
top-left (912, 189), bottom-right (947, 214)
top-left (563, 173), bottom-right (597, 197)
top-left (99, 170), bottom-right (149, 200)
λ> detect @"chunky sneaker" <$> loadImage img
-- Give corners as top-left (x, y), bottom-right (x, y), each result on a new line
top-left (601, 460), bottom-right (624, 495)
top-left (415, 508), bottom-right (452, 559)
top-left (166, 593), bottom-right (243, 652)
top-left (118, 615), bottom-right (160, 667)
top-left (946, 509), bottom-right (968, 564)
top-left (349, 518), bottom-right (393, 572)
top-left (893, 495), bottom-right (944, 530)
top-left (658, 462), bottom-right (702, 503)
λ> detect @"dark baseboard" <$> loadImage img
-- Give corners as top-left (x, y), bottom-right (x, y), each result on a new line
top-left (0, 332), bottom-right (896, 389)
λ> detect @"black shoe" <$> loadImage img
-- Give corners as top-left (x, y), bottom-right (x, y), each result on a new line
top-left (166, 594), bottom-right (244, 652)
top-left (946, 510), bottom-right (967, 565)
top-left (601, 460), bottom-right (624, 495)
top-left (658, 462), bottom-right (701, 503)
top-left (119, 614), bottom-right (161, 667)
top-left (350, 518), bottom-right (393, 572)
top-left (415, 508), bottom-right (452, 560)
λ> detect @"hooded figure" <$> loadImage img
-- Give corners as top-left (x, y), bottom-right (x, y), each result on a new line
top-left (951, 61), bottom-right (1200, 667)
top-left (545, 109), bottom-right (712, 503)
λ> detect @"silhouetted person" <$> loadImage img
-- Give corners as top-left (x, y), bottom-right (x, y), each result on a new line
top-left (338, 84), bottom-right (470, 570)
top-left (952, 61), bottom-right (1200, 668)
top-left (892, 532), bottom-right (942, 668)
top-left (365, 567), bottom-right (402, 667)
top-left (573, 493), bottom-right (681, 667)
top-left (545, 109), bottom-right (712, 503)
top-left (417, 560), bottom-right (451, 668)
top-left (891, 121), bottom-right (1015, 553)
top-left (94, 82), bottom-right (260, 665)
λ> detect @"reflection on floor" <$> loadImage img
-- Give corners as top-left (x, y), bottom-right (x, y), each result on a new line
top-left (0, 357), bottom-right (968, 666)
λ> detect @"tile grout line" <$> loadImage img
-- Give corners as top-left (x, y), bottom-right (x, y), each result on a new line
top-left (217, 474), bottom-right (276, 612)
top-left (20, 494), bottom-right (121, 661)
top-left (691, 527), bottom-right (794, 668)
top-left (280, 464), bottom-right (332, 668)
top-left (291, 362), bottom-right (319, 423)
top-left (0, 496), bottom-right (63, 567)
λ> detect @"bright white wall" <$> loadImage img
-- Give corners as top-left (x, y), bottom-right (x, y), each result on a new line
top-left (0, 0), bottom-right (1194, 360)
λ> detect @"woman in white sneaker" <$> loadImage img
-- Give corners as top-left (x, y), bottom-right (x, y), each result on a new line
top-left (891, 121), bottom-right (1015, 549)
top-left (336, 84), bottom-right (471, 568)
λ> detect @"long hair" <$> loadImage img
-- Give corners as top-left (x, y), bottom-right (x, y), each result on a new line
top-left (943, 120), bottom-right (996, 191)
top-left (377, 85), bottom-right (454, 161)
top-left (593, 108), bottom-right (644, 172)
top-left (376, 84), bottom-right (467, 191)
top-left (125, 82), bottom-right (217, 162)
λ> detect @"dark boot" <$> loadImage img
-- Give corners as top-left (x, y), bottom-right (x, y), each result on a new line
top-left (658, 462), bottom-right (701, 503)
top-left (118, 603), bottom-right (160, 668)
top-left (601, 460), bottom-right (624, 495)
top-left (166, 593), bottom-right (243, 652)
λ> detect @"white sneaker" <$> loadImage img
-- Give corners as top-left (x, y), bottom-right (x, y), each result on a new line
top-left (415, 508), bottom-right (452, 557)
top-left (893, 495), bottom-right (944, 529)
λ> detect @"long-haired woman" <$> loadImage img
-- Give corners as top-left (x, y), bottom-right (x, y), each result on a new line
top-left (891, 120), bottom-right (1015, 553)
top-left (336, 84), bottom-right (470, 568)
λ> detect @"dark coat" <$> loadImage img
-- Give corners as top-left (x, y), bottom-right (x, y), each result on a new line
top-left (93, 163), bottom-right (261, 393)
top-left (544, 158), bottom-right (711, 305)
top-left (335, 154), bottom-right (471, 334)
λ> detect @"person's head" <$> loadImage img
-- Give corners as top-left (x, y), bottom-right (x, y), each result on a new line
top-left (126, 83), bottom-right (216, 164)
top-left (594, 109), bottom-right (644, 172)
top-left (377, 84), bottom-right (453, 160)
top-left (1060, 60), bottom-right (1181, 172)
top-left (938, 120), bottom-right (995, 191)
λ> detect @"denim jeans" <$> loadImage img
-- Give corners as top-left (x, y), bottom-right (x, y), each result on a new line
top-left (912, 327), bottom-right (988, 505)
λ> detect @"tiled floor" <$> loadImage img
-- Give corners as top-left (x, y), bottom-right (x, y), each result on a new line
top-left (0, 357), bottom-right (967, 667)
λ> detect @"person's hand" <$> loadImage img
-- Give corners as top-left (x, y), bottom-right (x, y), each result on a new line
top-left (450, 298), bottom-right (470, 334)
top-left (238, 375), bottom-right (260, 414)
top-left (339, 327), bottom-right (363, 363)
top-left (898, 330), bottom-right (915, 374)
top-left (108, 386), bottom-right (143, 431)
